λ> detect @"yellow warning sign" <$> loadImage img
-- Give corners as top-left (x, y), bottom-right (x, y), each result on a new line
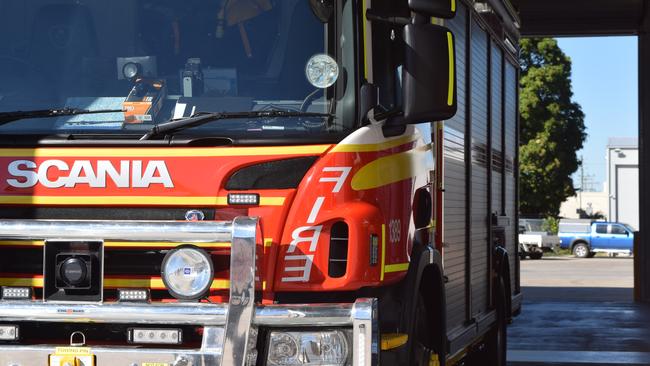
top-left (54, 347), bottom-right (92, 355)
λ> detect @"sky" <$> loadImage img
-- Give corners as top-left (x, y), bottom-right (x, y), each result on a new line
top-left (555, 37), bottom-right (638, 191)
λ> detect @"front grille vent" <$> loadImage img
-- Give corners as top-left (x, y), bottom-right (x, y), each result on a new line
top-left (328, 221), bottom-right (349, 278)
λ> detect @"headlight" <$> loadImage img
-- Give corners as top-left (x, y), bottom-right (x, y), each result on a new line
top-left (267, 330), bottom-right (350, 366)
top-left (122, 62), bottom-right (141, 79)
top-left (161, 246), bottom-right (214, 300)
top-left (305, 54), bottom-right (339, 89)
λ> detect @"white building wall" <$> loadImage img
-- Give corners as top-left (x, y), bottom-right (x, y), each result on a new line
top-left (559, 191), bottom-right (609, 219)
top-left (606, 138), bottom-right (639, 229)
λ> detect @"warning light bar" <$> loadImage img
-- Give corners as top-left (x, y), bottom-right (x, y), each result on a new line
top-left (128, 328), bottom-right (182, 345)
top-left (1, 287), bottom-right (31, 300)
top-left (228, 193), bottom-right (260, 205)
top-left (0, 325), bottom-right (19, 340)
top-left (118, 289), bottom-right (150, 302)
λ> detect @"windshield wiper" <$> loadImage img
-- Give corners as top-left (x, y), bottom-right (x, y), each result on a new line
top-left (140, 110), bottom-right (333, 140)
top-left (0, 108), bottom-right (123, 126)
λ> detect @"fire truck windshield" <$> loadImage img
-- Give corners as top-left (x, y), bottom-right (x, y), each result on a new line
top-left (0, 0), bottom-right (355, 140)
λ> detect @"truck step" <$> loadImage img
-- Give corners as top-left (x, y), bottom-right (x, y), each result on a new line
top-left (508, 350), bottom-right (650, 366)
top-left (380, 333), bottom-right (408, 351)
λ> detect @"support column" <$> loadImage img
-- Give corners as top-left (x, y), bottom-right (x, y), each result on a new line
top-left (638, 2), bottom-right (650, 302)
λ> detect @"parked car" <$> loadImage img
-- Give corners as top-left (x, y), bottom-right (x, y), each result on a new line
top-left (558, 219), bottom-right (635, 258)
top-left (518, 219), bottom-right (561, 259)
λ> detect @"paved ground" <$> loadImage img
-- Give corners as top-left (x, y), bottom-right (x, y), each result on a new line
top-left (520, 256), bottom-right (633, 302)
top-left (508, 256), bottom-right (650, 365)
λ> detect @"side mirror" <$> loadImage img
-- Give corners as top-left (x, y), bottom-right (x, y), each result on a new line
top-left (402, 23), bottom-right (457, 124)
top-left (409, 0), bottom-right (456, 19)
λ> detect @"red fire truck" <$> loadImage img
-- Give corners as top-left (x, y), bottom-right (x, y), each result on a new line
top-left (0, 0), bottom-right (520, 365)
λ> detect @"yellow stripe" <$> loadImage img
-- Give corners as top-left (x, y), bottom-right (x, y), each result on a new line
top-left (105, 241), bottom-right (231, 248)
top-left (380, 224), bottom-right (386, 281)
top-left (0, 145), bottom-right (331, 158)
top-left (451, 0), bottom-right (456, 12)
top-left (0, 278), bottom-right (269, 291)
top-left (109, 279), bottom-right (271, 291)
top-left (259, 197), bottom-right (285, 206)
top-left (362, 0), bottom-right (369, 80)
top-left (0, 277), bottom-right (43, 287)
top-left (447, 32), bottom-right (455, 107)
top-left (0, 238), bottom-right (273, 249)
top-left (104, 278), bottom-right (230, 289)
top-left (0, 277), bottom-right (231, 290)
top-left (330, 134), bottom-right (418, 153)
top-left (0, 240), bottom-right (232, 248)
top-left (384, 263), bottom-right (409, 273)
top-left (350, 146), bottom-right (429, 191)
top-left (0, 196), bottom-right (285, 206)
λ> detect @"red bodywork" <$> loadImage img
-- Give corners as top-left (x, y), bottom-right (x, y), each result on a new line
top-left (0, 137), bottom-right (430, 301)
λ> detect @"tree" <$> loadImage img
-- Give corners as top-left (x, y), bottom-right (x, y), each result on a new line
top-left (519, 38), bottom-right (586, 217)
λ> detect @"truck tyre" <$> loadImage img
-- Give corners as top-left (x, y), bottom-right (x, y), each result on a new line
top-left (518, 244), bottom-right (527, 260)
top-left (573, 242), bottom-right (589, 258)
top-left (529, 251), bottom-right (543, 260)
top-left (410, 293), bottom-right (438, 366)
top-left (486, 277), bottom-right (507, 366)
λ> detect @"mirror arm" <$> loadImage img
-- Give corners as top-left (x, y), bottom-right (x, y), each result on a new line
top-left (374, 108), bottom-right (403, 122)
top-left (412, 13), bottom-right (430, 25)
top-left (359, 83), bottom-right (378, 123)
top-left (366, 10), bottom-right (410, 26)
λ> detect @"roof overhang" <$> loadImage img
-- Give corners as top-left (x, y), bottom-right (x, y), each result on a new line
top-left (510, 0), bottom-right (644, 36)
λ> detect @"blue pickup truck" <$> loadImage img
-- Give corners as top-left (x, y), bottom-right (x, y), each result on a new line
top-left (558, 219), bottom-right (635, 258)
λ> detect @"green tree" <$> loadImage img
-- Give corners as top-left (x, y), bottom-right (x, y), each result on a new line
top-left (519, 38), bottom-right (586, 217)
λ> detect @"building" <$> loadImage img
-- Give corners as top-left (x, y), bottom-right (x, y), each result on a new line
top-left (559, 191), bottom-right (608, 219)
top-left (607, 137), bottom-right (639, 229)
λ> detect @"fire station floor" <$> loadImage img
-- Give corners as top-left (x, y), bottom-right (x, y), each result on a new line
top-left (507, 288), bottom-right (650, 366)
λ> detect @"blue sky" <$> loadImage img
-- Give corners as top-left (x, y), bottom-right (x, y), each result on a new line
top-left (555, 37), bottom-right (638, 191)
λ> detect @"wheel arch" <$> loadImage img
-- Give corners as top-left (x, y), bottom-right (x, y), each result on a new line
top-left (570, 238), bottom-right (590, 251)
top-left (400, 244), bottom-right (447, 366)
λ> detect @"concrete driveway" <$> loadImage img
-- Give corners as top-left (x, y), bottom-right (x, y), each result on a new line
top-left (520, 256), bottom-right (633, 302)
top-left (508, 256), bottom-right (650, 365)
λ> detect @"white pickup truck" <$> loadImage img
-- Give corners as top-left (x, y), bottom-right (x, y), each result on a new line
top-left (519, 219), bottom-right (561, 259)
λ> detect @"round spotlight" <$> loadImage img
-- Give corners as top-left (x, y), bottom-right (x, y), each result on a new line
top-left (305, 54), bottom-right (339, 89)
top-left (161, 246), bottom-right (214, 300)
top-left (122, 62), bottom-right (141, 80)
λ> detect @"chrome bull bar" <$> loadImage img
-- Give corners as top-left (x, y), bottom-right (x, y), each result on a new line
top-left (0, 218), bottom-right (378, 366)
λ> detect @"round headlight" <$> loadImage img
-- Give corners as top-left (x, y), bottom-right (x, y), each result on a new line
top-left (161, 246), bottom-right (214, 300)
top-left (305, 54), bottom-right (339, 89)
top-left (122, 62), bottom-right (141, 80)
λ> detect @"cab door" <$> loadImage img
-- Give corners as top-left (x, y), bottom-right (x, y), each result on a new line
top-left (609, 224), bottom-right (632, 251)
top-left (591, 223), bottom-right (609, 250)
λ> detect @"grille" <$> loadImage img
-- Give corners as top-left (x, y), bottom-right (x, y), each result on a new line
top-left (0, 207), bottom-right (236, 301)
top-left (0, 242), bottom-right (232, 301)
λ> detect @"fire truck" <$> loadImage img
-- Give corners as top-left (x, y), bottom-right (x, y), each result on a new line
top-left (0, 0), bottom-right (521, 365)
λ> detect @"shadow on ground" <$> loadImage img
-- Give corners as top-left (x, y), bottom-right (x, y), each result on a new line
top-left (521, 286), bottom-right (633, 302)
top-left (508, 287), bottom-right (650, 365)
